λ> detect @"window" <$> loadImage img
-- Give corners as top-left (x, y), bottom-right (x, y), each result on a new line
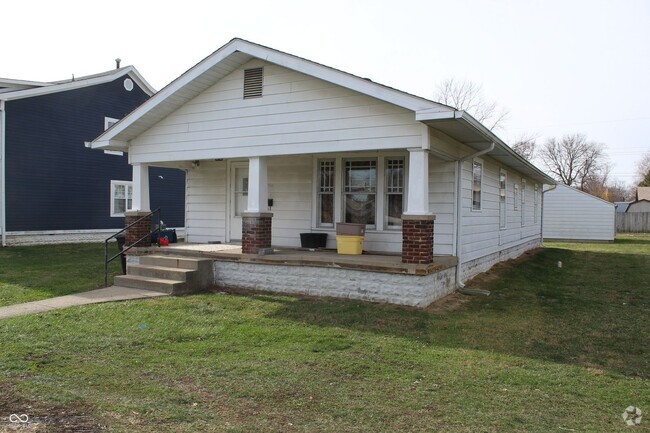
top-left (104, 117), bottom-right (123, 156)
top-left (534, 184), bottom-right (539, 223)
top-left (499, 169), bottom-right (507, 229)
top-left (385, 158), bottom-right (404, 228)
top-left (344, 159), bottom-right (377, 226)
top-left (243, 67), bottom-right (263, 99)
top-left (472, 159), bottom-right (483, 211)
top-left (318, 160), bottom-right (335, 227)
top-left (521, 179), bottom-right (526, 226)
top-left (514, 182), bottom-right (520, 211)
top-left (111, 180), bottom-right (132, 217)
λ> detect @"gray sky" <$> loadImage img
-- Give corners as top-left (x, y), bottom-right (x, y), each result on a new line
top-left (4, 0), bottom-right (649, 186)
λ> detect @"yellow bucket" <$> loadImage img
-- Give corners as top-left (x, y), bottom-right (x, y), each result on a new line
top-left (336, 235), bottom-right (364, 255)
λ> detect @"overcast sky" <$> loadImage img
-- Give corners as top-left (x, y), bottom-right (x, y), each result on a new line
top-left (4, 0), bottom-right (649, 186)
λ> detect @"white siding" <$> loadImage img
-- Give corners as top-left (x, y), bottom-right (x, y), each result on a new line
top-left (129, 60), bottom-right (424, 163)
top-left (185, 161), bottom-right (227, 243)
top-left (543, 184), bottom-right (615, 241)
top-left (459, 156), bottom-right (542, 263)
top-left (428, 155), bottom-right (455, 255)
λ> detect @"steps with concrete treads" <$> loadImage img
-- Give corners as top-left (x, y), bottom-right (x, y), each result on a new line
top-left (114, 255), bottom-right (214, 295)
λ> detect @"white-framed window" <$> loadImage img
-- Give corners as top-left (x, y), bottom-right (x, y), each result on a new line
top-left (103, 117), bottom-right (123, 156)
top-left (344, 159), bottom-right (377, 227)
top-left (110, 180), bottom-right (132, 217)
top-left (534, 184), bottom-right (539, 223)
top-left (385, 158), bottom-right (404, 229)
top-left (514, 182), bottom-right (520, 211)
top-left (472, 159), bottom-right (483, 211)
top-left (521, 179), bottom-right (527, 226)
top-left (317, 159), bottom-right (336, 227)
top-left (499, 169), bottom-right (507, 229)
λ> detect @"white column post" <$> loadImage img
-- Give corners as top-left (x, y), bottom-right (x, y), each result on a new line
top-left (131, 163), bottom-right (150, 212)
top-left (246, 156), bottom-right (268, 213)
top-left (405, 148), bottom-right (430, 215)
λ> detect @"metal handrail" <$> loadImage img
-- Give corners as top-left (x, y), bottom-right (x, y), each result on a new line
top-left (104, 208), bottom-right (161, 286)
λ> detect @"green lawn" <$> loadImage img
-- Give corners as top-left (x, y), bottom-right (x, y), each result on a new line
top-left (0, 236), bottom-right (648, 432)
top-left (0, 242), bottom-right (122, 307)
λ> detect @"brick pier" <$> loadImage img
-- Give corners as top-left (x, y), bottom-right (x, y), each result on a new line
top-left (401, 214), bottom-right (435, 264)
top-left (124, 211), bottom-right (152, 247)
top-left (242, 212), bottom-right (273, 254)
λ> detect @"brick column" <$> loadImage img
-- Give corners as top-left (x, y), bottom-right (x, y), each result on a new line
top-left (402, 214), bottom-right (435, 264)
top-left (124, 211), bottom-right (152, 247)
top-left (242, 212), bottom-right (273, 254)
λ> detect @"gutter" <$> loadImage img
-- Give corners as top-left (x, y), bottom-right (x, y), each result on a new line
top-left (1, 99), bottom-right (6, 246)
top-left (454, 142), bottom-right (495, 289)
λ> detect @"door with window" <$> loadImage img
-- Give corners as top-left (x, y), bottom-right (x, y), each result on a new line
top-left (229, 163), bottom-right (248, 241)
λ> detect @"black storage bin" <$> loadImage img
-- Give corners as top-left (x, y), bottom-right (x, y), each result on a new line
top-left (300, 233), bottom-right (328, 248)
top-left (115, 234), bottom-right (127, 275)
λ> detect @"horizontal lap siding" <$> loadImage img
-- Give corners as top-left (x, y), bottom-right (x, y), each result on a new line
top-left (461, 157), bottom-right (542, 262)
top-left (428, 156), bottom-right (455, 255)
top-left (268, 156), bottom-right (312, 247)
top-left (185, 162), bottom-right (227, 243)
top-left (129, 61), bottom-right (423, 162)
top-left (543, 185), bottom-right (615, 240)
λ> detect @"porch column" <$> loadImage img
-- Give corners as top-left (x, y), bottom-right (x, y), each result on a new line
top-left (402, 149), bottom-right (435, 264)
top-left (124, 163), bottom-right (152, 247)
top-left (242, 157), bottom-right (273, 254)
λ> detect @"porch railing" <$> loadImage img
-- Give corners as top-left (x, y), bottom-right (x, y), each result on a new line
top-left (104, 208), bottom-right (161, 287)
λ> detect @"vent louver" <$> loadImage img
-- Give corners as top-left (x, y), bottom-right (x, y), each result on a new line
top-left (243, 67), bottom-right (263, 99)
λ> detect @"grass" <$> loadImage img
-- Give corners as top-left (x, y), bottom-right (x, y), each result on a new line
top-left (0, 236), bottom-right (648, 432)
top-left (0, 242), bottom-right (122, 307)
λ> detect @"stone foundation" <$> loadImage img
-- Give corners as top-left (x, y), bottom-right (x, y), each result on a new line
top-left (242, 212), bottom-right (273, 254)
top-left (124, 211), bottom-right (152, 247)
top-left (402, 214), bottom-right (435, 264)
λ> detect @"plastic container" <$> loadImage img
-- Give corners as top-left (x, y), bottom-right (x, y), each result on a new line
top-left (336, 235), bottom-right (364, 255)
top-left (336, 223), bottom-right (366, 236)
top-left (300, 233), bottom-right (328, 249)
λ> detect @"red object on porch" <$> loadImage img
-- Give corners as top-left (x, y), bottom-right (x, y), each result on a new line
top-left (401, 214), bottom-right (435, 264)
top-left (242, 212), bottom-right (273, 254)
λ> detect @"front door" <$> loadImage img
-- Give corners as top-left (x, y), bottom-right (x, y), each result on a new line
top-left (229, 163), bottom-right (249, 241)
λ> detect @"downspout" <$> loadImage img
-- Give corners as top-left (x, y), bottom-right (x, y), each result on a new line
top-left (454, 142), bottom-right (495, 289)
top-left (0, 99), bottom-right (6, 247)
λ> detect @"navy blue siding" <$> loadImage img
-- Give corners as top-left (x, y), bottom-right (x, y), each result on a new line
top-left (5, 77), bottom-right (186, 231)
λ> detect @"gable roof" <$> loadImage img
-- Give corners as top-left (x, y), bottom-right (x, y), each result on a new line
top-left (0, 66), bottom-right (155, 100)
top-left (90, 38), bottom-right (554, 184)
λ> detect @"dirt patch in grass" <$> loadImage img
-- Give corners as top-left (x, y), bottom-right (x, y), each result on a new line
top-left (424, 292), bottom-right (469, 314)
top-left (0, 383), bottom-right (102, 432)
top-left (465, 248), bottom-right (543, 288)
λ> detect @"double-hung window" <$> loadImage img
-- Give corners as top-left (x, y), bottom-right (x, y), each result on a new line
top-left (521, 179), bottom-right (527, 226)
top-left (111, 180), bottom-right (132, 217)
top-left (344, 159), bottom-right (377, 226)
top-left (514, 182), bottom-right (520, 211)
top-left (317, 160), bottom-right (335, 227)
top-left (499, 169), bottom-right (507, 229)
top-left (534, 184), bottom-right (539, 223)
top-left (472, 159), bottom-right (483, 211)
top-left (385, 158), bottom-right (404, 228)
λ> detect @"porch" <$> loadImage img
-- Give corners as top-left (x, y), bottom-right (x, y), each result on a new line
top-left (123, 244), bottom-right (459, 307)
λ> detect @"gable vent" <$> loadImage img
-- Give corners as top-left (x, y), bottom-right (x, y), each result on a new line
top-left (243, 67), bottom-right (263, 99)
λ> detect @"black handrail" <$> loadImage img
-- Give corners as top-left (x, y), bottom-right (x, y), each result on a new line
top-left (104, 208), bottom-right (161, 287)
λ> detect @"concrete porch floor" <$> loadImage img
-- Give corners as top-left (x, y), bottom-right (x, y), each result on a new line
top-left (128, 243), bottom-right (457, 276)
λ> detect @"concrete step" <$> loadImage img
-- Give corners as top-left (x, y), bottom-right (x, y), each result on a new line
top-left (114, 274), bottom-right (188, 295)
top-left (140, 255), bottom-right (212, 271)
top-left (127, 264), bottom-right (195, 282)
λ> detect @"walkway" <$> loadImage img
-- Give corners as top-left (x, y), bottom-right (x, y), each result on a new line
top-left (0, 287), bottom-right (167, 320)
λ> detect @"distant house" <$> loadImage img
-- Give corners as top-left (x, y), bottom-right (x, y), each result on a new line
top-left (626, 199), bottom-right (650, 213)
top-left (543, 184), bottom-right (615, 241)
top-left (0, 67), bottom-right (186, 246)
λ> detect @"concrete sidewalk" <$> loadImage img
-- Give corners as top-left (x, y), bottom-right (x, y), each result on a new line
top-left (0, 287), bottom-right (168, 320)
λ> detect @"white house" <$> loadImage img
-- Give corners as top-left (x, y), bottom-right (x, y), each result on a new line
top-left (91, 38), bottom-right (554, 307)
top-left (542, 184), bottom-right (615, 241)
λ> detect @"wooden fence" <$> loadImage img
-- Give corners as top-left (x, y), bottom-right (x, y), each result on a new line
top-left (616, 212), bottom-right (650, 233)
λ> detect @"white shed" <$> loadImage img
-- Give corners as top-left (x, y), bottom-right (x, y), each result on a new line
top-left (543, 184), bottom-right (615, 241)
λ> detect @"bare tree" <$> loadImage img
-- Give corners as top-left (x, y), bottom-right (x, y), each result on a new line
top-left (510, 133), bottom-right (537, 161)
top-left (435, 78), bottom-right (509, 131)
top-left (635, 151), bottom-right (650, 186)
top-left (539, 133), bottom-right (609, 191)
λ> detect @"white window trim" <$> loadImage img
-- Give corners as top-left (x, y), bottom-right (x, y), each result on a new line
top-left (514, 181), bottom-right (520, 211)
top-left (499, 168), bottom-right (507, 230)
top-left (104, 117), bottom-right (124, 156)
top-left (471, 158), bottom-right (483, 212)
top-left (110, 180), bottom-right (132, 217)
top-left (521, 179), bottom-right (527, 226)
top-left (534, 184), bottom-right (539, 224)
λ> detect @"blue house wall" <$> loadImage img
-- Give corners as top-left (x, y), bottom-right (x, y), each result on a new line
top-left (5, 77), bottom-right (185, 232)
